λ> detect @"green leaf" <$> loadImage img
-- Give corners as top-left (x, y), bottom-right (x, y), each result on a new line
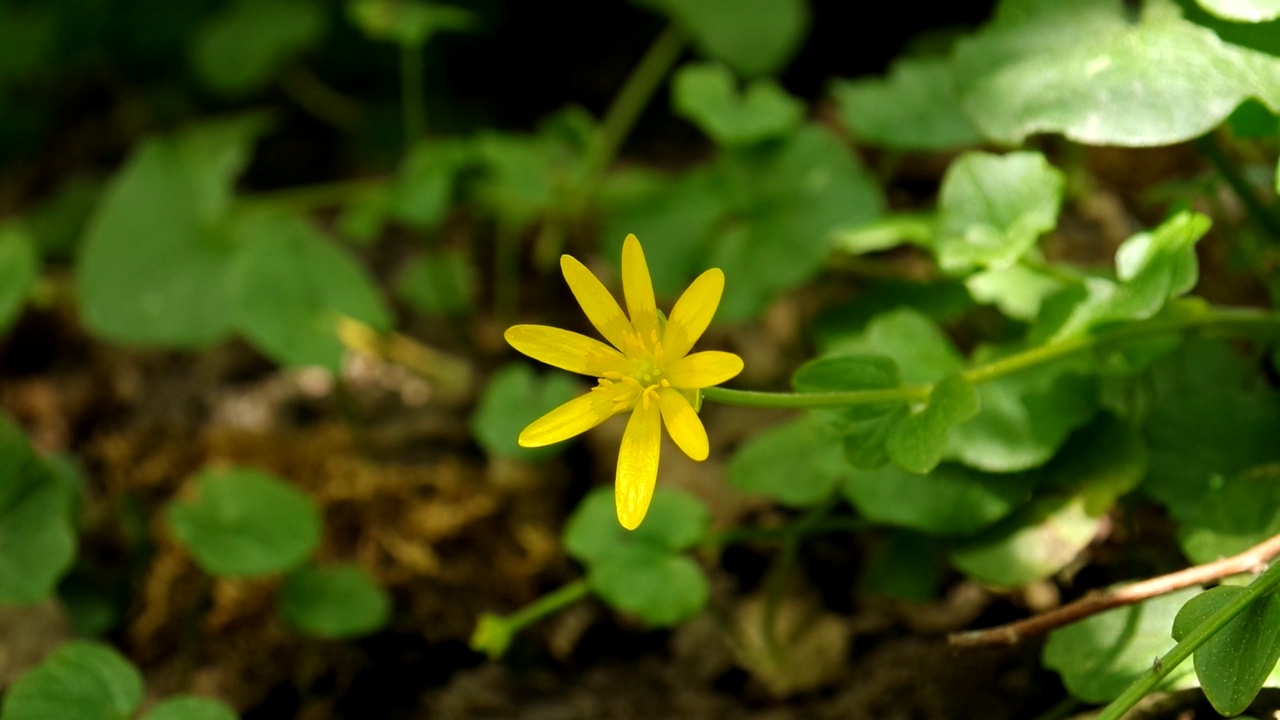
top-left (843, 463), bottom-right (1026, 535)
top-left (279, 563), bottom-right (391, 638)
top-left (588, 545), bottom-right (709, 626)
top-left (813, 279), bottom-right (972, 349)
top-left (1179, 466), bottom-right (1280, 564)
top-left (710, 124), bottom-right (883, 320)
top-left (965, 264), bottom-right (1065, 321)
top-left (949, 416), bottom-right (1145, 586)
top-left (887, 375), bottom-right (980, 474)
top-left (1173, 586), bottom-right (1280, 716)
top-left (830, 212), bottom-right (936, 255)
top-left (0, 641), bottom-right (143, 720)
top-left (395, 248), bottom-right (476, 316)
top-left (563, 487), bottom-right (710, 565)
top-left (860, 531), bottom-right (943, 602)
top-left (831, 56), bottom-right (981, 151)
top-left (641, 0), bottom-right (809, 77)
top-left (0, 416), bottom-right (77, 604)
top-left (792, 354), bottom-right (906, 470)
top-left (1141, 339), bottom-right (1280, 519)
top-left (935, 151), bottom-right (1065, 272)
top-left (78, 116), bottom-right (268, 347)
top-left (601, 168), bottom-right (728, 297)
top-left (229, 215), bottom-right (390, 371)
top-left (390, 138), bottom-right (470, 229)
top-left (347, 0), bottom-right (474, 46)
top-left (947, 350), bottom-right (1097, 473)
top-left (1036, 212), bottom-right (1210, 342)
top-left (469, 364), bottom-right (581, 460)
top-left (141, 697), bottom-right (239, 720)
top-left (728, 417), bottom-right (848, 507)
top-left (1197, 0), bottom-right (1280, 22)
top-left (954, 0), bottom-right (1280, 146)
top-left (25, 176), bottom-right (101, 259)
top-left (165, 467), bottom-right (321, 578)
top-left (470, 130), bottom-right (576, 227)
top-left (672, 62), bottom-right (804, 146)
top-left (0, 224), bottom-right (37, 333)
top-left (192, 0), bottom-right (326, 95)
top-left (1043, 588), bottom-right (1201, 703)
top-left (819, 308), bottom-right (963, 385)
top-left (792, 353), bottom-right (903, 394)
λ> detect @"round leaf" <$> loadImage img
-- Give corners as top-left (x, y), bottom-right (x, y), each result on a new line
top-left (280, 563), bottom-right (391, 639)
top-left (672, 62), bottom-right (804, 146)
top-left (470, 364), bottom-right (581, 460)
top-left (1197, 0), bottom-right (1280, 22)
top-left (229, 215), bottom-right (391, 371)
top-left (142, 696), bottom-right (239, 720)
top-left (832, 56), bottom-right (981, 151)
top-left (1, 641), bottom-right (143, 720)
top-left (563, 487), bottom-right (710, 565)
top-left (192, 0), bottom-right (326, 95)
top-left (1173, 586), bottom-right (1280, 716)
top-left (728, 417), bottom-right (848, 507)
top-left (0, 416), bottom-right (77, 604)
top-left (886, 374), bottom-right (980, 475)
top-left (1044, 588), bottom-right (1201, 702)
top-left (166, 467), bottom-right (321, 578)
top-left (843, 463), bottom-right (1025, 536)
top-left (642, 0), bottom-right (809, 77)
top-left (587, 544), bottom-right (709, 627)
top-left (1180, 466), bottom-right (1280, 564)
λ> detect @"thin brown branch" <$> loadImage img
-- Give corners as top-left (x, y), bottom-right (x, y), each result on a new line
top-left (949, 532), bottom-right (1280, 648)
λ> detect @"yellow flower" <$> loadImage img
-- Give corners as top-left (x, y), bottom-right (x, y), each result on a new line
top-left (505, 234), bottom-right (743, 530)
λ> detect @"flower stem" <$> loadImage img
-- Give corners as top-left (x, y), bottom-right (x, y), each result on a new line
top-left (1096, 559), bottom-right (1280, 720)
top-left (469, 579), bottom-right (591, 658)
top-left (585, 25), bottom-right (686, 179)
top-left (703, 306), bottom-right (1280, 410)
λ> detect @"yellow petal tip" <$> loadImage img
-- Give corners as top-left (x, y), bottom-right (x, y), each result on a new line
top-left (617, 508), bottom-right (643, 531)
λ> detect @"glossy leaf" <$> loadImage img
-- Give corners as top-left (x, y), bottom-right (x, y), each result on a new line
top-left (1179, 466), bottom-right (1280, 564)
top-left (954, 0), bottom-right (1280, 146)
top-left (0, 416), bottom-right (77, 604)
top-left (563, 487), bottom-right (710, 565)
top-left (142, 697), bottom-right (239, 720)
top-left (0, 641), bottom-right (143, 720)
top-left (469, 364), bottom-right (581, 460)
top-left (935, 151), bottom-right (1065, 272)
top-left (887, 375), bottom-right (980, 474)
top-left (832, 56), bottom-right (981, 150)
top-left (0, 224), bottom-right (37, 333)
top-left (280, 563), bottom-right (391, 639)
top-left (672, 62), bottom-right (804, 145)
top-left (641, 0), bottom-right (809, 77)
top-left (166, 467), bottom-right (321, 578)
top-left (843, 463), bottom-right (1025, 536)
top-left (1044, 588), bottom-right (1201, 702)
top-left (819, 308), bottom-right (962, 385)
top-left (1173, 586), bottom-right (1280, 716)
top-left (965, 264), bottom-right (1065, 321)
top-left (78, 116), bottom-right (267, 347)
top-left (395, 248), bottom-right (476, 316)
top-left (728, 417), bottom-right (848, 507)
top-left (588, 544), bottom-right (709, 626)
top-left (709, 125), bottom-right (883, 320)
top-left (1197, 0), bottom-right (1280, 22)
top-left (229, 215), bottom-right (390, 371)
top-left (192, 0), bottom-right (326, 95)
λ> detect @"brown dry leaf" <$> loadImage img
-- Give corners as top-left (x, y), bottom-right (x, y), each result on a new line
top-left (732, 591), bottom-right (851, 698)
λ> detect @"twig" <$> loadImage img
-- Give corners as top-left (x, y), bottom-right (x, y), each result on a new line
top-left (949, 532), bottom-right (1280, 648)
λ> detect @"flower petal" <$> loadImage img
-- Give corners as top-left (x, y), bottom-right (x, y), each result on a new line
top-left (560, 254), bottom-right (642, 356)
top-left (518, 382), bottom-right (633, 448)
top-left (663, 268), bottom-right (724, 358)
top-left (657, 387), bottom-right (708, 461)
top-left (663, 351), bottom-right (744, 389)
top-left (505, 325), bottom-right (631, 377)
top-left (616, 399), bottom-right (661, 530)
top-left (621, 234), bottom-right (660, 351)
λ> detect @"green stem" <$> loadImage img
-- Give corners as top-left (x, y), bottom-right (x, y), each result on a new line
top-left (401, 41), bottom-right (426, 146)
top-left (703, 307), bottom-right (1280, 410)
top-left (586, 25), bottom-right (685, 179)
top-left (504, 579), bottom-right (591, 633)
top-left (1197, 133), bottom-right (1280, 242)
top-left (1097, 559), bottom-right (1280, 720)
